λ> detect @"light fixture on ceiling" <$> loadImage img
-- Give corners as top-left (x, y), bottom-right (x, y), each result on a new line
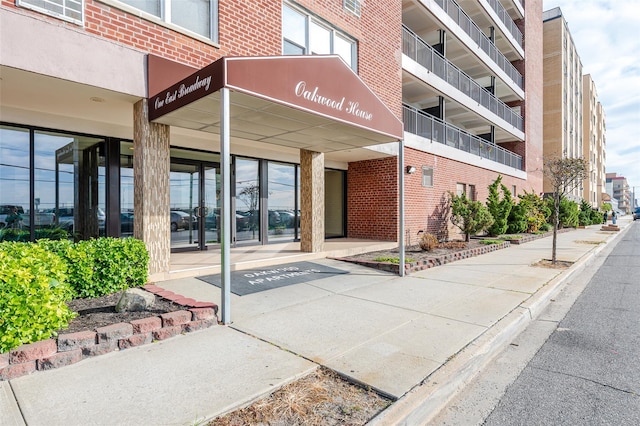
top-left (406, 165), bottom-right (416, 174)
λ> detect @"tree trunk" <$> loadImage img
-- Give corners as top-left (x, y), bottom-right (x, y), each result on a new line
top-left (552, 194), bottom-right (560, 264)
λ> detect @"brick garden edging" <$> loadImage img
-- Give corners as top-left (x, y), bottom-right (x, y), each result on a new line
top-left (332, 241), bottom-right (511, 275)
top-left (0, 284), bottom-right (218, 381)
top-left (332, 228), bottom-right (576, 275)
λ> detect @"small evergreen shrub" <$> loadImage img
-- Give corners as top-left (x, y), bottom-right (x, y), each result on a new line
top-left (556, 198), bottom-right (579, 228)
top-left (486, 175), bottom-right (513, 237)
top-left (0, 242), bottom-right (76, 353)
top-left (506, 203), bottom-right (527, 234)
top-left (419, 233), bottom-right (439, 251)
top-left (449, 192), bottom-right (494, 242)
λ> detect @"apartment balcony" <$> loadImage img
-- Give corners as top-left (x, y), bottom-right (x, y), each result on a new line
top-left (485, 0), bottom-right (523, 48)
top-left (403, 104), bottom-right (523, 170)
top-left (433, 0), bottom-right (523, 89)
top-left (403, 26), bottom-right (523, 132)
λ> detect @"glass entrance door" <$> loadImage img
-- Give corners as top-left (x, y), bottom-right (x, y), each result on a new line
top-left (170, 160), bottom-right (220, 251)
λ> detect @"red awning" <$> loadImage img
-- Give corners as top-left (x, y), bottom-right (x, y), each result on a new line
top-left (148, 55), bottom-right (403, 152)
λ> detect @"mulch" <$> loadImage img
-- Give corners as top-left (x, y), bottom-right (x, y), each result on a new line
top-left (59, 290), bottom-right (186, 334)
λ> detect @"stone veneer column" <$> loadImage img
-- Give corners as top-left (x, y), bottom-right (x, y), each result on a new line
top-left (300, 149), bottom-right (324, 253)
top-left (133, 99), bottom-right (170, 277)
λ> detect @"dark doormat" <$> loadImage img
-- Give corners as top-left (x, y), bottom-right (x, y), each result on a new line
top-left (196, 261), bottom-right (349, 296)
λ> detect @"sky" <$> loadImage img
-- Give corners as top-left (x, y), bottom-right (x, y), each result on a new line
top-left (542, 0), bottom-right (640, 201)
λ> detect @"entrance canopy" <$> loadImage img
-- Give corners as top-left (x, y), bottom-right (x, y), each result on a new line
top-left (148, 55), bottom-right (403, 151)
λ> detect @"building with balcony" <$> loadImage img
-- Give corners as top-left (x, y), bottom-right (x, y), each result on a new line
top-left (399, 0), bottom-right (543, 238)
top-left (1, 0), bottom-right (543, 280)
top-left (606, 173), bottom-right (631, 214)
top-left (542, 7), bottom-right (584, 202)
top-left (582, 74), bottom-right (607, 209)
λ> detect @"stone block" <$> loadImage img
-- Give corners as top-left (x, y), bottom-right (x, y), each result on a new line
top-left (37, 349), bottom-right (82, 371)
top-left (130, 317), bottom-right (162, 334)
top-left (57, 330), bottom-right (97, 352)
top-left (0, 353), bottom-right (9, 369)
top-left (0, 361), bottom-right (36, 381)
top-left (160, 310), bottom-right (191, 327)
top-left (119, 333), bottom-right (153, 349)
top-left (152, 326), bottom-right (183, 341)
top-left (189, 307), bottom-right (216, 321)
top-left (182, 319), bottom-right (217, 333)
top-left (81, 341), bottom-right (119, 357)
top-left (9, 339), bottom-right (57, 364)
top-left (96, 323), bottom-right (134, 343)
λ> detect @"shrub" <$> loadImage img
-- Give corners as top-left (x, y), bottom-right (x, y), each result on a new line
top-left (506, 203), bottom-right (527, 234)
top-left (449, 192), bottom-right (494, 242)
top-left (0, 242), bottom-right (76, 353)
top-left (418, 233), bottom-right (439, 251)
top-left (517, 191), bottom-right (550, 233)
top-left (39, 237), bottom-right (149, 298)
top-left (554, 197), bottom-right (579, 228)
top-left (0, 227), bottom-right (69, 242)
top-left (486, 175), bottom-right (513, 237)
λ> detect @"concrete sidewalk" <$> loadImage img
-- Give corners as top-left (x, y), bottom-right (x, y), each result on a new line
top-left (2, 218), bottom-right (633, 425)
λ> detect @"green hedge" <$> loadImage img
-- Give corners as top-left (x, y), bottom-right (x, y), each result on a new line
top-left (0, 227), bottom-right (69, 242)
top-left (38, 238), bottom-right (149, 298)
top-left (0, 242), bottom-right (76, 353)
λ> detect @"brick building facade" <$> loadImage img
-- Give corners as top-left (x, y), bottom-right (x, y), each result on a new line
top-left (0, 0), bottom-right (542, 279)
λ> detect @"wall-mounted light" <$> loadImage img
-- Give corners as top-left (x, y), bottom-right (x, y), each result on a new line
top-left (406, 165), bottom-right (416, 174)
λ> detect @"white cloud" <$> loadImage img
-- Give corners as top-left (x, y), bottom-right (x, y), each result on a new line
top-left (543, 0), bottom-right (640, 195)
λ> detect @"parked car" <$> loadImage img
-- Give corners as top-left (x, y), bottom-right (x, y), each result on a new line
top-left (171, 210), bottom-right (197, 231)
top-left (633, 207), bottom-right (640, 221)
top-left (120, 212), bottom-right (134, 234)
top-left (45, 207), bottom-right (106, 231)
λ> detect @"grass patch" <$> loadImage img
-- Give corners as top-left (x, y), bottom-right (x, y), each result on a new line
top-left (500, 235), bottom-right (524, 240)
top-left (373, 256), bottom-right (415, 264)
top-left (479, 239), bottom-right (503, 245)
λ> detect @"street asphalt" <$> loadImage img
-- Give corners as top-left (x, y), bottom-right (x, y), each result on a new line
top-left (1, 217), bottom-right (633, 425)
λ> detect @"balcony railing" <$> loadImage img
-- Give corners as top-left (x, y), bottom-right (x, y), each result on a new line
top-left (403, 104), bottom-right (523, 170)
top-left (486, 0), bottom-right (522, 47)
top-left (434, 0), bottom-right (523, 89)
top-left (403, 26), bottom-right (523, 131)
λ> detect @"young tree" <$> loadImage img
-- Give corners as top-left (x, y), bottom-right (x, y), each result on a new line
top-left (449, 191), bottom-right (494, 242)
top-left (486, 175), bottom-right (513, 236)
top-left (543, 156), bottom-right (588, 264)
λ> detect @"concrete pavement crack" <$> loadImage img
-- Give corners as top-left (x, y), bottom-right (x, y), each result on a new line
top-left (530, 366), bottom-right (638, 396)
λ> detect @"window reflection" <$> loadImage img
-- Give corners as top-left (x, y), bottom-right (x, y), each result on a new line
top-left (235, 158), bottom-right (260, 242)
top-left (268, 162), bottom-right (296, 240)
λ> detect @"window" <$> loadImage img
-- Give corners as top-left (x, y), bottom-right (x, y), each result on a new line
top-left (421, 166), bottom-right (433, 187)
top-left (456, 183), bottom-right (466, 197)
top-left (343, 0), bottom-right (361, 17)
top-left (117, 0), bottom-right (218, 41)
top-left (469, 185), bottom-right (476, 201)
top-left (283, 3), bottom-right (357, 70)
top-left (17, 0), bottom-right (83, 25)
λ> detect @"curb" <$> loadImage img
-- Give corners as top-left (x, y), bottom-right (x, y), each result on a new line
top-left (368, 222), bottom-right (633, 425)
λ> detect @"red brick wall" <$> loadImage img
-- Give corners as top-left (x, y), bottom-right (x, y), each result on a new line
top-left (293, 0), bottom-right (402, 119)
top-left (348, 147), bottom-right (538, 242)
top-left (347, 156), bottom-right (398, 241)
top-left (2, 0), bottom-right (402, 118)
